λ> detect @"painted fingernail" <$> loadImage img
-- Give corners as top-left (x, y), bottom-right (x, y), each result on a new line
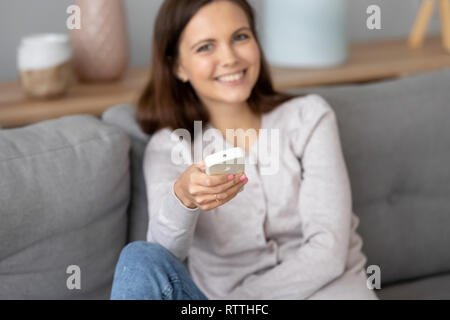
top-left (243, 178), bottom-right (248, 184)
top-left (240, 174), bottom-right (247, 181)
top-left (228, 174), bottom-right (234, 181)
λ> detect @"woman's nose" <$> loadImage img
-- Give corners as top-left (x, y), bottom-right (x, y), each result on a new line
top-left (218, 44), bottom-right (239, 66)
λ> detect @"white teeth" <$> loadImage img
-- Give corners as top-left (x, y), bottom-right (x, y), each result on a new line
top-left (217, 71), bottom-right (244, 82)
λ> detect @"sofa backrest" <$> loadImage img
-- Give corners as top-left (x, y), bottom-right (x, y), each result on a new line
top-left (104, 68), bottom-right (450, 287)
top-left (289, 68), bottom-right (450, 285)
top-left (102, 106), bottom-right (150, 243)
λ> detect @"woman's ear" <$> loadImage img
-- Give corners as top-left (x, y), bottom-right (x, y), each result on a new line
top-left (173, 61), bottom-right (189, 83)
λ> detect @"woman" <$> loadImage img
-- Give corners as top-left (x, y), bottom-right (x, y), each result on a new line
top-left (110, 0), bottom-right (378, 300)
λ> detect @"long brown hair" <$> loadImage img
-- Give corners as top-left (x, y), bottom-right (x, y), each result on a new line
top-left (137, 0), bottom-right (297, 139)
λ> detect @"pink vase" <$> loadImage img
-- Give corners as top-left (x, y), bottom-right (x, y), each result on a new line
top-left (70, 0), bottom-right (129, 82)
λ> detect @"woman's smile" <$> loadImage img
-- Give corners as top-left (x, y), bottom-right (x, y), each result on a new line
top-left (215, 68), bottom-right (247, 86)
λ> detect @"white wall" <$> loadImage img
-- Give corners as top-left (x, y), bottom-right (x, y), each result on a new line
top-left (0, 0), bottom-right (441, 81)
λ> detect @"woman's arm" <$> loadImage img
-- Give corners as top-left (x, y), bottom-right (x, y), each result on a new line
top-left (143, 128), bottom-right (200, 262)
top-left (222, 96), bottom-right (352, 299)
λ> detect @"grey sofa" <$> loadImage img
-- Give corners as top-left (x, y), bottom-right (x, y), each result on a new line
top-left (1, 68), bottom-right (449, 299)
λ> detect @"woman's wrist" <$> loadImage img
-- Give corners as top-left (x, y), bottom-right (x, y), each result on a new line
top-left (174, 180), bottom-right (197, 209)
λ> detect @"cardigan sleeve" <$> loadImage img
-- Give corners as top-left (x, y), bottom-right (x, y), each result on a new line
top-left (143, 128), bottom-right (200, 262)
top-left (221, 95), bottom-right (353, 299)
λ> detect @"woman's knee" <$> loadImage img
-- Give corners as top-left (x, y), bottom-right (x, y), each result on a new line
top-left (112, 241), bottom-right (207, 300)
top-left (111, 241), bottom-right (186, 299)
top-left (116, 241), bottom-right (177, 272)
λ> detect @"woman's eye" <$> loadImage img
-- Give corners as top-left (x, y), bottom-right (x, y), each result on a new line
top-left (196, 34), bottom-right (250, 53)
top-left (235, 33), bottom-right (250, 41)
top-left (197, 44), bottom-right (212, 53)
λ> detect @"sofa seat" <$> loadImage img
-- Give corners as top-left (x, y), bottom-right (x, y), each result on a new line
top-left (378, 273), bottom-right (450, 300)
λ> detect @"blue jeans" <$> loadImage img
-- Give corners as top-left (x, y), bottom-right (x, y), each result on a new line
top-left (110, 241), bottom-right (208, 300)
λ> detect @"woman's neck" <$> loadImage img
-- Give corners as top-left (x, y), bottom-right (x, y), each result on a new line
top-left (207, 101), bottom-right (260, 132)
top-left (205, 101), bottom-right (262, 151)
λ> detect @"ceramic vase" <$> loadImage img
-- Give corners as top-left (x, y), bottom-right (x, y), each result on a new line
top-left (262, 0), bottom-right (349, 68)
top-left (70, 0), bottom-right (129, 82)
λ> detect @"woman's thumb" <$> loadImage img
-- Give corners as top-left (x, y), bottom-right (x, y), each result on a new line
top-left (195, 160), bottom-right (206, 171)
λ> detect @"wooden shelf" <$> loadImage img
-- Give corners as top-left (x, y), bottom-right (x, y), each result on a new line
top-left (0, 68), bottom-right (149, 128)
top-left (1, 36), bottom-right (450, 128)
top-left (272, 35), bottom-right (450, 88)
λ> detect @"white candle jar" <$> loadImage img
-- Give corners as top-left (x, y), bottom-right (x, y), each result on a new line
top-left (17, 33), bottom-right (74, 99)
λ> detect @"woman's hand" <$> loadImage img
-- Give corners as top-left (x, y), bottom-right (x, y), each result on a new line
top-left (174, 160), bottom-right (248, 211)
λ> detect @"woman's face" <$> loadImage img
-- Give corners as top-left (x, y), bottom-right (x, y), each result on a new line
top-left (175, 0), bottom-right (261, 109)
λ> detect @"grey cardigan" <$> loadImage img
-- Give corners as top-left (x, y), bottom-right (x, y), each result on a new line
top-left (143, 94), bottom-right (371, 299)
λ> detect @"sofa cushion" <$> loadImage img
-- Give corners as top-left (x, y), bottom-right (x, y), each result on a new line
top-left (288, 68), bottom-right (450, 286)
top-left (378, 272), bottom-right (450, 300)
top-left (0, 115), bottom-right (130, 299)
top-left (102, 105), bottom-right (150, 243)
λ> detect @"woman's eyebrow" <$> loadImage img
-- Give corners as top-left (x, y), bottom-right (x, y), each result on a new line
top-left (190, 26), bottom-right (251, 50)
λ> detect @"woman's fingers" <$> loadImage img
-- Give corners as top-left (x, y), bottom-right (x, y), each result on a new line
top-left (194, 171), bottom-right (240, 188)
top-left (195, 160), bottom-right (206, 172)
top-left (194, 176), bottom-right (243, 203)
top-left (215, 178), bottom-right (247, 201)
top-left (190, 160), bottom-right (249, 211)
top-left (194, 159), bottom-right (248, 188)
top-left (193, 173), bottom-right (246, 195)
top-left (198, 178), bottom-right (248, 211)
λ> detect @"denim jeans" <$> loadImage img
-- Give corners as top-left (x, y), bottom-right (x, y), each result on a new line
top-left (110, 241), bottom-right (209, 300)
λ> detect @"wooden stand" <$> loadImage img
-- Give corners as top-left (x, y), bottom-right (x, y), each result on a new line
top-left (409, 0), bottom-right (450, 52)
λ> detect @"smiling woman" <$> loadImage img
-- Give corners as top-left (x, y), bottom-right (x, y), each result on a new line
top-left (111, 0), bottom-right (377, 301)
top-left (136, 0), bottom-right (296, 140)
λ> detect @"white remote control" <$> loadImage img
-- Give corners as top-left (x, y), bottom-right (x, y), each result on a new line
top-left (205, 147), bottom-right (245, 176)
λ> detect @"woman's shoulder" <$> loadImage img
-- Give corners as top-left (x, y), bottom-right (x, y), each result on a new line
top-left (266, 94), bottom-right (334, 131)
top-left (146, 125), bottom-right (192, 153)
top-left (144, 126), bottom-right (193, 164)
top-left (146, 127), bottom-right (181, 150)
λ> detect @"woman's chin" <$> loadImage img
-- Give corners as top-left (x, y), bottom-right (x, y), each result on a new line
top-left (215, 89), bottom-right (253, 104)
